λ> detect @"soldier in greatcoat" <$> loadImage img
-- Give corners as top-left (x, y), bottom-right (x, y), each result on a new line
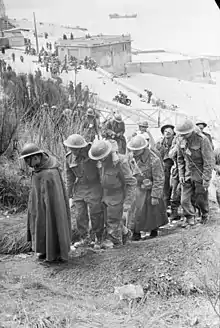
top-left (127, 135), bottom-right (168, 241)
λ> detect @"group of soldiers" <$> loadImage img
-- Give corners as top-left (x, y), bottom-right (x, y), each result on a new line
top-left (38, 47), bottom-right (61, 75)
top-left (79, 110), bottom-right (215, 233)
top-left (19, 108), bottom-right (216, 263)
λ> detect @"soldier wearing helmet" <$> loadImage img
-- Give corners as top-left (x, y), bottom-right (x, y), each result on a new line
top-left (132, 120), bottom-right (156, 148)
top-left (176, 118), bottom-right (214, 226)
top-left (88, 139), bottom-right (136, 248)
top-left (19, 143), bottom-right (71, 263)
top-left (127, 135), bottom-right (168, 241)
top-left (156, 123), bottom-right (175, 209)
top-left (64, 134), bottom-right (104, 249)
top-left (102, 112), bottom-right (126, 154)
top-left (195, 120), bottom-right (214, 149)
top-left (80, 108), bottom-right (101, 142)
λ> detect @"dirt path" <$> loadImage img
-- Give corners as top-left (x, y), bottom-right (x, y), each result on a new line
top-left (1, 203), bottom-right (220, 327)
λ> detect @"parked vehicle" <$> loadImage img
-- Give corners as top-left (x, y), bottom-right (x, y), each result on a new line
top-left (113, 92), bottom-right (131, 106)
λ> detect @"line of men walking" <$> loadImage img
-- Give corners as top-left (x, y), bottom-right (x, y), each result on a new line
top-left (19, 113), bottom-right (215, 263)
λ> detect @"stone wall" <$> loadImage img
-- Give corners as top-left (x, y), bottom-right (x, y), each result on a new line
top-left (125, 58), bottom-right (212, 82)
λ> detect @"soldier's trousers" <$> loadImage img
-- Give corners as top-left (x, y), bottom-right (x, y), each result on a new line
top-left (164, 165), bottom-right (172, 208)
top-left (103, 201), bottom-right (124, 245)
top-left (181, 180), bottom-right (209, 218)
top-left (74, 200), bottom-right (104, 239)
top-left (170, 178), bottom-right (181, 211)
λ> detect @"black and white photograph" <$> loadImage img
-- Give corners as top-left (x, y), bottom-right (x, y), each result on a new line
top-left (0, 0), bottom-right (220, 327)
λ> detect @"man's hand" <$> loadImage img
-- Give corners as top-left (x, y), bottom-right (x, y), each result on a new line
top-left (203, 180), bottom-right (210, 190)
top-left (69, 198), bottom-right (73, 208)
top-left (180, 177), bottom-right (185, 185)
top-left (151, 197), bottom-right (159, 206)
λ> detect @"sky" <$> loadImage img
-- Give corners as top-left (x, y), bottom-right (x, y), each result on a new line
top-left (4, 0), bottom-right (220, 55)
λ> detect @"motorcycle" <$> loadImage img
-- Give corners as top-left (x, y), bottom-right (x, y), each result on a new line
top-left (113, 94), bottom-right (131, 106)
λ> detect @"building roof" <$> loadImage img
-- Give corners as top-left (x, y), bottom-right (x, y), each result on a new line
top-left (132, 51), bottom-right (195, 63)
top-left (57, 34), bottom-right (131, 48)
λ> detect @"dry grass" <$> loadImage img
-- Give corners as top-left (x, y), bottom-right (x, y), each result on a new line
top-left (0, 213), bottom-right (81, 255)
top-left (1, 204), bottom-right (220, 327)
top-left (0, 156), bottom-right (30, 211)
top-left (0, 69), bottom-right (95, 213)
top-left (0, 263), bottom-right (218, 328)
top-left (0, 215), bottom-right (31, 255)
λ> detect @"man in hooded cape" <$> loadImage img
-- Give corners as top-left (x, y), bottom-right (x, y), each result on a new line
top-left (20, 143), bottom-right (71, 262)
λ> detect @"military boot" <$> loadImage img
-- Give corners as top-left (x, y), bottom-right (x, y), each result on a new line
top-left (73, 235), bottom-right (91, 248)
top-left (93, 234), bottom-right (103, 250)
top-left (169, 208), bottom-right (181, 222)
top-left (131, 231), bottom-right (141, 241)
top-left (182, 216), bottom-right (195, 228)
top-left (122, 228), bottom-right (132, 245)
top-left (200, 214), bottom-right (209, 224)
top-left (101, 239), bottom-right (114, 249)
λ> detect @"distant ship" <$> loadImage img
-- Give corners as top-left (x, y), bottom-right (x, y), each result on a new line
top-left (62, 25), bottom-right (88, 31)
top-left (109, 13), bottom-right (137, 19)
top-left (74, 26), bottom-right (88, 32)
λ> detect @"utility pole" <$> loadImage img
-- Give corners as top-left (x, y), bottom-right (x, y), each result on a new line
top-left (33, 12), bottom-right (39, 54)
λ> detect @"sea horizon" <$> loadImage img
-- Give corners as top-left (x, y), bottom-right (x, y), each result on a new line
top-left (4, 0), bottom-right (220, 56)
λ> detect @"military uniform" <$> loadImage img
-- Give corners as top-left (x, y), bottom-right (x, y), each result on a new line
top-left (156, 136), bottom-right (175, 207)
top-left (81, 117), bottom-right (100, 142)
top-left (129, 149), bottom-right (168, 233)
top-left (177, 131), bottom-right (214, 220)
top-left (203, 131), bottom-right (214, 150)
top-left (103, 119), bottom-right (126, 154)
top-left (168, 136), bottom-right (181, 219)
top-left (66, 146), bottom-right (104, 241)
top-left (101, 155), bottom-right (136, 245)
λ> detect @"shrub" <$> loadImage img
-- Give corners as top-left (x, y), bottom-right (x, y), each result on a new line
top-left (0, 69), bottom-right (95, 209)
top-left (0, 156), bottom-right (30, 211)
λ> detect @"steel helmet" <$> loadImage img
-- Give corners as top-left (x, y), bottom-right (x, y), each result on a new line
top-left (175, 119), bottom-right (195, 135)
top-left (88, 140), bottom-right (112, 160)
top-left (161, 124), bottom-right (175, 134)
top-left (113, 114), bottom-right (122, 123)
top-left (196, 120), bottom-right (207, 128)
top-left (63, 134), bottom-right (88, 148)
top-left (138, 121), bottom-right (148, 128)
top-left (127, 135), bottom-right (148, 151)
top-left (87, 108), bottom-right (95, 117)
top-left (19, 143), bottom-right (44, 159)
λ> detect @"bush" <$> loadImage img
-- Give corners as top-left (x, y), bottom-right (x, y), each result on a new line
top-left (0, 69), bottom-right (95, 210)
top-left (0, 156), bottom-right (30, 211)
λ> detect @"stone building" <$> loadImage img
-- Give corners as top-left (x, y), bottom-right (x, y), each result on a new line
top-left (56, 34), bottom-right (132, 73)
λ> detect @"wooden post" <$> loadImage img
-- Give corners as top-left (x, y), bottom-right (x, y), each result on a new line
top-left (33, 12), bottom-right (39, 54)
